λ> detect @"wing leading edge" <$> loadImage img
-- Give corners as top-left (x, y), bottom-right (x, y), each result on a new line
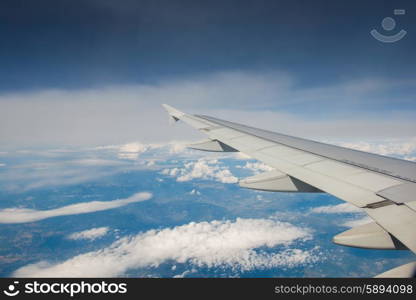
top-left (162, 104), bottom-right (416, 277)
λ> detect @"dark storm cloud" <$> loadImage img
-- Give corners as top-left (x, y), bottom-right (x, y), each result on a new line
top-left (0, 0), bottom-right (415, 91)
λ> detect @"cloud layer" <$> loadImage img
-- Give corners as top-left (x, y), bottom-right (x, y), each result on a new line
top-left (310, 203), bottom-right (363, 214)
top-left (161, 158), bottom-right (238, 184)
top-left (0, 192), bottom-right (152, 224)
top-left (310, 203), bottom-right (372, 228)
top-left (336, 139), bottom-right (416, 161)
top-left (341, 217), bottom-right (373, 228)
top-left (67, 227), bottom-right (110, 241)
top-left (237, 161), bottom-right (273, 174)
top-left (1, 71), bottom-right (415, 147)
top-left (13, 218), bottom-right (315, 277)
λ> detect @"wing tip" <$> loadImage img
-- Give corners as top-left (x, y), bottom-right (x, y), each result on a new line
top-left (162, 104), bottom-right (185, 123)
top-left (162, 104), bottom-right (183, 115)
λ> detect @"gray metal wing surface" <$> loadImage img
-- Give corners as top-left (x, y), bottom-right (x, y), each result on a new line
top-left (162, 104), bottom-right (416, 277)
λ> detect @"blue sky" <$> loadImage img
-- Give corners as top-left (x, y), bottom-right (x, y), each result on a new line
top-left (0, 0), bottom-right (415, 146)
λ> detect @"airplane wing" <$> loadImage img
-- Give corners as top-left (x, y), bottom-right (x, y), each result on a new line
top-left (162, 104), bottom-right (416, 277)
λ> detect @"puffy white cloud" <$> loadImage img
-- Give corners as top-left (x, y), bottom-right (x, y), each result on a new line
top-left (0, 192), bottom-right (152, 224)
top-left (167, 143), bottom-right (188, 154)
top-left (117, 142), bottom-right (149, 160)
top-left (310, 203), bottom-right (363, 214)
top-left (119, 143), bottom-right (148, 153)
top-left (162, 158), bottom-right (238, 184)
top-left (0, 163), bottom-right (5, 167)
top-left (12, 218), bottom-right (316, 277)
top-left (67, 227), bottom-right (110, 241)
top-left (96, 141), bottom-right (197, 161)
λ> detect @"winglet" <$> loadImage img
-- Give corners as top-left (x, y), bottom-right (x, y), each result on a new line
top-left (162, 104), bottom-right (186, 124)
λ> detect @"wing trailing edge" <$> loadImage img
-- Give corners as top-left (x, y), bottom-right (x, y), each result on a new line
top-left (239, 170), bottom-right (321, 193)
top-left (187, 139), bottom-right (238, 152)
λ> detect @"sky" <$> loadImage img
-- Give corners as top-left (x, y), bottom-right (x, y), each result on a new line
top-left (0, 0), bottom-right (415, 147)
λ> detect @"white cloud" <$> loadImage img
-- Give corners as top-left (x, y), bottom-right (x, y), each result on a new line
top-left (119, 143), bottom-right (148, 153)
top-left (310, 203), bottom-right (363, 214)
top-left (0, 192), bottom-right (152, 224)
top-left (238, 162), bottom-right (273, 174)
top-left (341, 216), bottom-right (373, 228)
top-left (96, 141), bottom-right (196, 161)
top-left (0, 154), bottom-right (136, 192)
top-left (0, 143), bottom-right (180, 192)
top-left (167, 143), bottom-right (188, 154)
top-left (173, 269), bottom-right (197, 278)
top-left (256, 195), bottom-right (264, 201)
top-left (337, 138), bottom-right (416, 158)
top-left (69, 159), bottom-right (126, 166)
top-left (189, 189), bottom-right (201, 195)
top-left (162, 158), bottom-right (238, 184)
top-left (310, 203), bottom-right (372, 228)
top-left (117, 142), bottom-right (149, 160)
top-left (3, 138), bottom-right (414, 193)
top-left (0, 71), bottom-right (415, 147)
top-left (67, 227), bottom-right (110, 241)
top-left (12, 218), bottom-right (316, 277)
top-left (2, 168), bottom-right (118, 192)
top-left (98, 142), bottom-right (151, 160)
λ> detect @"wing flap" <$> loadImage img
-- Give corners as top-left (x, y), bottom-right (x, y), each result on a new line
top-left (239, 170), bottom-right (321, 192)
top-left (377, 182), bottom-right (416, 204)
top-left (236, 145), bottom-right (386, 207)
top-left (333, 222), bottom-right (406, 250)
top-left (305, 159), bottom-right (365, 177)
top-left (406, 201), bottom-right (416, 212)
top-left (365, 205), bottom-right (416, 253)
top-left (187, 139), bottom-right (238, 152)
